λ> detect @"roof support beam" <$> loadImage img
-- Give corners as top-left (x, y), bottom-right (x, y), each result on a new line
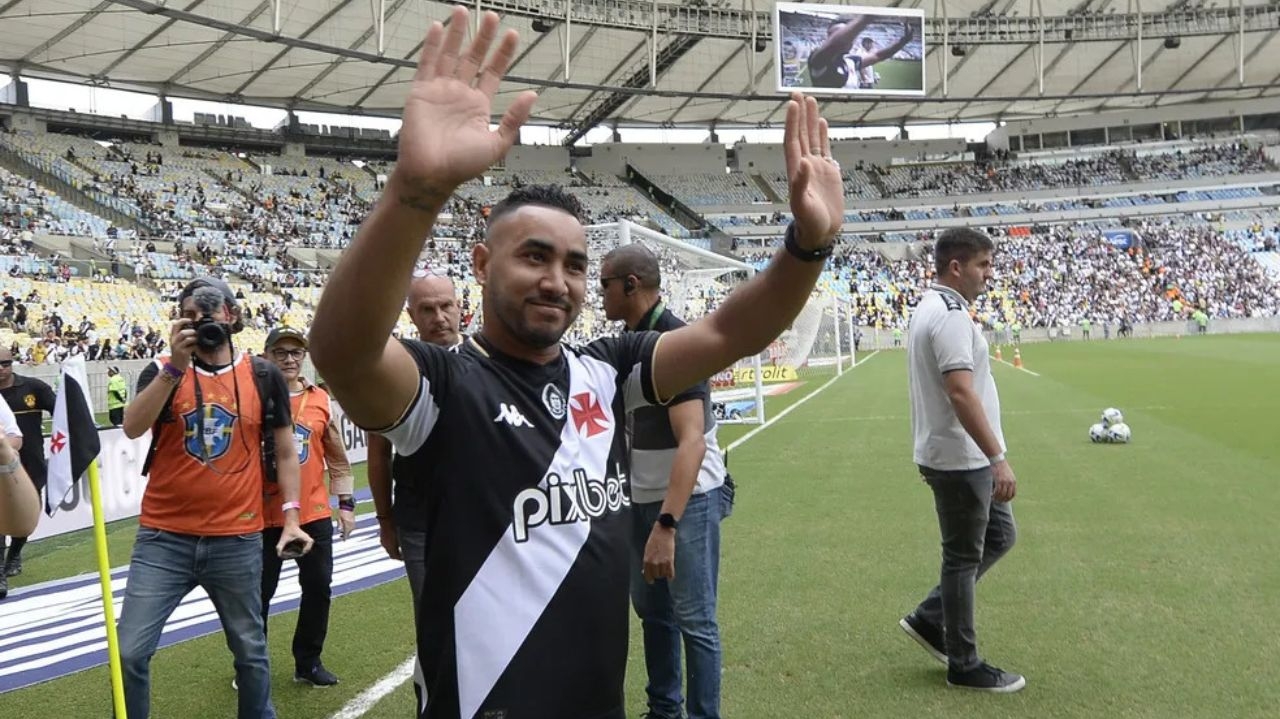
top-left (560, 35), bottom-right (648, 126)
top-left (292, 0), bottom-right (415, 100)
top-left (97, 0), bottom-right (208, 77)
top-left (232, 0), bottom-right (361, 96)
top-left (0, 0), bottom-right (28, 16)
top-left (547, 25), bottom-right (599, 83)
top-left (1208, 27), bottom-right (1274, 98)
top-left (351, 11), bottom-right (488, 109)
top-left (1048, 40), bottom-right (1126, 113)
top-left (162, 0), bottom-right (272, 86)
top-left (990, 0), bottom-right (1102, 118)
top-left (20, 1), bottom-right (114, 64)
top-left (711, 55), bottom-right (773, 124)
top-left (664, 43), bottom-right (747, 123)
top-left (561, 32), bottom-right (702, 144)
top-left (1146, 33), bottom-right (1231, 106)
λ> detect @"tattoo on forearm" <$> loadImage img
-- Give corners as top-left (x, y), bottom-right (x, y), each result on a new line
top-left (397, 186), bottom-right (450, 214)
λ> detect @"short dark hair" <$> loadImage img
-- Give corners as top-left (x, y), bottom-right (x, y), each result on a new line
top-left (602, 244), bottom-right (661, 289)
top-left (177, 275), bottom-right (245, 333)
top-left (933, 228), bottom-right (995, 276)
top-left (486, 184), bottom-right (586, 231)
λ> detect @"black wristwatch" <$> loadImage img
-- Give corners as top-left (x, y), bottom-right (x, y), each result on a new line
top-left (784, 223), bottom-right (835, 263)
top-left (656, 513), bottom-right (679, 531)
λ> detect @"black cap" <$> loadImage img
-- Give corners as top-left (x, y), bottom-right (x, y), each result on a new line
top-left (178, 276), bottom-right (237, 307)
top-left (264, 327), bottom-right (308, 351)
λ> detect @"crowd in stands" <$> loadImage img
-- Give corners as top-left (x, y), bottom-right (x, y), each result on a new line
top-left (3, 127), bottom-right (1280, 364)
top-left (736, 220), bottom-right (1280, 331)
top-left (2, 286), bottom-right (170, 364)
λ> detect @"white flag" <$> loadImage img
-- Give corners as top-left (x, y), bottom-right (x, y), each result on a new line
top-left (46, 356), bottom-right (101, 516)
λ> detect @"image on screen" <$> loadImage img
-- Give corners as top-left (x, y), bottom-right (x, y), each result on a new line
top-left (775, 2), bottom-right (926, 96)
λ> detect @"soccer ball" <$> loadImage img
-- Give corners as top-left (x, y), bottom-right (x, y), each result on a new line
top-left (1107, 422), bottom-right (1132, 444)
top-left (1101, 407), bottom-right (1124, 427)
top-left (1089, 423), bottom-right (1109, 443)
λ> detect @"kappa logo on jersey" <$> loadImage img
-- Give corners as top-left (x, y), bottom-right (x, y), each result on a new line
top-left (493, 403), bottom-right (534, 428)
top-left (181, 404), bottom-right (237, 460)
top-left (511, 466), bottom-right (631, 543)
top-left (569, 392), bottom-right (610, 437)
top-left (293, 423), bottom-right (313, 464)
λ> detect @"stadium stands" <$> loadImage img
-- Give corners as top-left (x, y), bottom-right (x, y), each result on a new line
top-left (3, 121), bottom-right (1280, 369)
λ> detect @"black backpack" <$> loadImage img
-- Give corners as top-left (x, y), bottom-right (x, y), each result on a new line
top-left (141, 356), bottom-right (280, 482)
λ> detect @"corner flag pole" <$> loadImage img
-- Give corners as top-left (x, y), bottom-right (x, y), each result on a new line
top-left (87, 459), bottom-right (127, 718)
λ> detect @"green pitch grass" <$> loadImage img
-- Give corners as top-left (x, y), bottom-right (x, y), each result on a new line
top-left (7, 336), bottom-right (1280, 717)
top-left (870, 58), bottom-right (922, 92)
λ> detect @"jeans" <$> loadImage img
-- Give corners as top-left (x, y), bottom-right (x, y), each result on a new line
top-left (630, 486), bottom-right (725, 719)
top-left (118, 527), bottom-right (275, 719)
top-left (912, 466), bottom-right (1017, 672)
top-left (398, 525), bottom-right (428, 716)
top-left (261, 518), bottom-right (334, 671)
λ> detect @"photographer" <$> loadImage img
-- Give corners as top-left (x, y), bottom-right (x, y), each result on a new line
top-left (258, 327), bottom-right (353, 688)
top-left (118, 277), bottom-right (312, 719)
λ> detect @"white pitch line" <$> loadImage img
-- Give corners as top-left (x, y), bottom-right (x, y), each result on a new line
top-left (991, 354), bottom-right (1042, 377)
top-left (330, 351), bottom-right (879, 717)
top-left (726, 350), bottom-right (880, 452)
top-left (327, 655), bottom-right (417, 719)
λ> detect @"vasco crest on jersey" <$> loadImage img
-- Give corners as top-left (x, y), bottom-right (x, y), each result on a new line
top-left (182, 405), bottom-right (237, 461)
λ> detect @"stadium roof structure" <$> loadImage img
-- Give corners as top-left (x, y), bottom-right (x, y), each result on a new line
top-left (3, 0), bottom-right (1280, 144)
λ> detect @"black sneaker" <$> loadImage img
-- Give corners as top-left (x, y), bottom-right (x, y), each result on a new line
top-left (294, 663), bottom-right (339, 687)
top-left (0, 572), bottom-right (7, 600)
top-left (947, 662), bottom-right (1026, 693)
top-left (899, 614), bottom-right (947, 665)
top-left (4, 557), bottom-right (21, 578)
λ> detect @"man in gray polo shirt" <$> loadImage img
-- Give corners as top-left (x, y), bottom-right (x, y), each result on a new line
top-left (899, 228), bottom-right (1025, 693)
top-left (601, 243), bottom-right (729, 719)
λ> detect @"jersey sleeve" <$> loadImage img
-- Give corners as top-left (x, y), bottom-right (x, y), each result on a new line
top-left (377, 339), bottom-right (457, 456)
top-left (583, 332), bottom-right (661, 413)
top-left (667, 378), bottom-right (708, 407)
top-left (930, 308), bottom-right (975, 373)
top-left (0, 399), bottom-right (19, 439)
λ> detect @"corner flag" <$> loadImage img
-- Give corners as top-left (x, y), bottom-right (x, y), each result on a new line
top-left (46, 356), bottom-right (101, 516)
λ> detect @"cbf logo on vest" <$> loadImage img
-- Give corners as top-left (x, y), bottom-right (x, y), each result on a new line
top-left (182, 404), bottom-right (237, 460)
top-left (294, 424), bottom-right (313, 464)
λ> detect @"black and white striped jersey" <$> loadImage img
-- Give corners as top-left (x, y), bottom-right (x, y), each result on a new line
top-left (383, 332), bottom-right (661, 719)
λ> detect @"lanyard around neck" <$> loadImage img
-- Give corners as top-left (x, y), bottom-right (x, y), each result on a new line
top-left (644, 301), bottom-right (666, 332)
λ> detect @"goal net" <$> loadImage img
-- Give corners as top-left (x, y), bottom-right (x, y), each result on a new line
top-left (580, 220), bottom-right (859, 425)
top-left (763, 291), bottom-right (857, 400)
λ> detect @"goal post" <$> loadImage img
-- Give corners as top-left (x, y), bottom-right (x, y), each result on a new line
top-left (582, 220), bottom-right (858, 425)
top-left (584, 220), bottom-right (768, 425)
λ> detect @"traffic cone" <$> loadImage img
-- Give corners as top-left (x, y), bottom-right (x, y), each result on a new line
top-left (994, 346), bottom-right (1003, 362)
top-left (1013, 348), bottom-right (1024, 369)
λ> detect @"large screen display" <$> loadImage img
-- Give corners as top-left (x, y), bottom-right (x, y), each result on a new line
top-left (775, 3), bottom-right (926, 96)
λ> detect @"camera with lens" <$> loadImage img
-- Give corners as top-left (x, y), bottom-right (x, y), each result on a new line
top-left (191, 286), bottom-right (232, 350)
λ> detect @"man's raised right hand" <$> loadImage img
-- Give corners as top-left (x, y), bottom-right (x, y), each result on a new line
top-left (391, 7), bottom-right (537, 207)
